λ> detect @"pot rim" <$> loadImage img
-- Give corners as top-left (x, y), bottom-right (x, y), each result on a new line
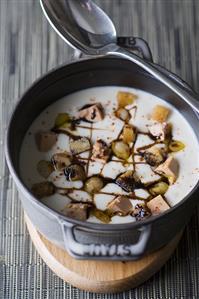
top-left (5, 56), bottom-right (199, 231)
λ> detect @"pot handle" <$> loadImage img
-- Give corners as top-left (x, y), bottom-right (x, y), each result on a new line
top-left (74, 36), bottom-right (196, 99)
top-left (153, 63), bottom-right (197, 96)
top-left (117, 36), bottom-right (153, 62)
top-left (116, 38), bottom-right (198, 98)
top-left (58, 219), bottom-right (151, 260)
top-left (116, 38), bottom-right (197, 97)
top-left (73, 36), bottom-right (153, 62)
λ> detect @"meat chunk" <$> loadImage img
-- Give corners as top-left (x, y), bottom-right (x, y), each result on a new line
top-left (155, 156), bottom-right (178, 184)
top-left (107, 196), bottom-right (133, 216)
top-left (35, 131), bottom-right (57, 152)
top-left (151, 105), bottom-right (170, 123)
top-left (91, 139), bottom-right (110, 162)
top-left (116, 171), bottom-right (142, 192)
top-left (31, 181), bottom-right (55, 199)
top-left (69, 137), bottom-right (91, 155)
top-left (62, 203), bottom-right (90, 221)
top-left (132, 204), bottom-right (151, 221)
top-left (143, 146), bottom-right (166, 166)
top-left (148, 122), bottom-right (171, 141)
top-left (78, 103), bottom-right (104, 122)
top-left (147, 195), bottom-right (170, 215)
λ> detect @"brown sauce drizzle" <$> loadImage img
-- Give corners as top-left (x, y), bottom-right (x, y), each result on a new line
top-left (76, 125), bottom-right (112, 131)
top-left (40, 107), bottom-right (174, 222)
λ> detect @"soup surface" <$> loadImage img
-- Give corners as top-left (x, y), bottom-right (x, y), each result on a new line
top-left (20, 86), bottom-right (199, 224)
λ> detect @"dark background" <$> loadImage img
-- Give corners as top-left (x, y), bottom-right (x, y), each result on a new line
top-left (0, 0), bottom-right (199, 298)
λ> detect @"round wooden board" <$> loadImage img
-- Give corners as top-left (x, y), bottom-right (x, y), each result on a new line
top-left (25, 214), bottom-right (182, 294)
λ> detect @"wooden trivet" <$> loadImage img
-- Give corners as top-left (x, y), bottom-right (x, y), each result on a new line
top-left (25, 214), bottom-right (182, 293)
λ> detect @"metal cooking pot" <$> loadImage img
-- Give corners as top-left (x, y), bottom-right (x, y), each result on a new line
top-left (5, 37), bottom-right (199, 260)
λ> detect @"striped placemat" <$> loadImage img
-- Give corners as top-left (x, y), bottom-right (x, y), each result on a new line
top-left (1, 0), bottom-right (199, 298)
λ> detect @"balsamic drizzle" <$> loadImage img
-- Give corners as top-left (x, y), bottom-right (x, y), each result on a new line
top-left (40, 105), bottom-right (173, 222)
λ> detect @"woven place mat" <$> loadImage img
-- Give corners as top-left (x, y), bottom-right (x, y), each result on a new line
top-left (1, 0), bottom-right (199, 298)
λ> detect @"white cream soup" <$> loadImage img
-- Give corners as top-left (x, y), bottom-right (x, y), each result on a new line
top-left (19, 86), bottom-right (199, 224)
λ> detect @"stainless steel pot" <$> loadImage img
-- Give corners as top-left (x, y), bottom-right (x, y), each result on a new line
top-left (5, 38), bottom-right (199, 260)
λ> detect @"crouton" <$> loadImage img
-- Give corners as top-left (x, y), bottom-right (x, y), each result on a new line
top-left (117, 91), bottom-right (137, 108)
top-left (151, 105), bottom-right (170, 123)
top-left (122, 125), bottom-right (136, 144)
